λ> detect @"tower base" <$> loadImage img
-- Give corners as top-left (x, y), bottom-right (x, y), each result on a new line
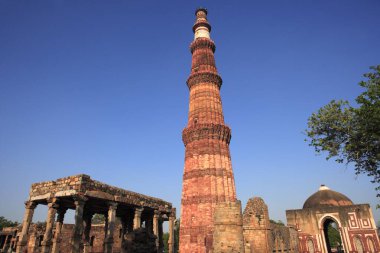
top-left (212, 201), bottom-right (245, 253)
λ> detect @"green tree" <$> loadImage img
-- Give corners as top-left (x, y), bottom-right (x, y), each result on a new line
top-left (306, 66), bottom-right (380, 194)
top-left (270, 219), bottom-right (285, 226)
top-left (91, 214), bottom-right (105, 224)
top-left (327, 223), bottom-right (341, 248)
top-left (0, 216), bottom-right (18, 230)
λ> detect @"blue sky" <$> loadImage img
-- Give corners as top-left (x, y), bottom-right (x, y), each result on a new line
top-left (1, 0), bottom-right (379, 224)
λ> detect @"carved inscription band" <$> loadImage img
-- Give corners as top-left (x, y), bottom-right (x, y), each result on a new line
top-left (187, 72), bottom-right (222, 90)
top-left (190, 38), bottom-right (215, 53)
top-left (181, 194), bottom-right (230, 205)
top-left (182, 123), bottom-right (231, 146)
top-left (183, 168), bottom-right (233, 180)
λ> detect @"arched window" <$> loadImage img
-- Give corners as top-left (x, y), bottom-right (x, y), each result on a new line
top-left (354, 236), bottom-right (364, 253)
top-left (367, 237), bottom-right (375, 253)
top-left (307, 239), bottom-right (315, 253)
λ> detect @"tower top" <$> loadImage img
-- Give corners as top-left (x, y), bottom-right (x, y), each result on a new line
top-left (195, 7), bottom-right (208, 15)
top-left (193, 7), bottom-right (211, 40)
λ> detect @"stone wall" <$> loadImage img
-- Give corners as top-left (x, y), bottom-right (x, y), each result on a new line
top-left (270, 223), bottom-right (299, 253)
top-left (212, 201), bottom-right (245, 253)
top-left (243, 197), bottom-right (271, 253)
top-left (21, 222), bottom-right (124, 253)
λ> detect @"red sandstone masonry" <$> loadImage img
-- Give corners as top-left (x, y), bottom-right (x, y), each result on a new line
top-left (179, 9), bottom-right (238, 253)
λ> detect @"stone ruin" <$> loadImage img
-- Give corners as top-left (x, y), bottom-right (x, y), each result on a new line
top-left (2, 174), bottom-right (176, 253)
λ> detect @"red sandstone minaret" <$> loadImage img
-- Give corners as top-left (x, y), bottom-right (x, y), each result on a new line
top-left (180, 8), bottom-right (238, 253)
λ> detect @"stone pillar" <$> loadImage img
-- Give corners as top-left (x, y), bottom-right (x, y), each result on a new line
top-left (133, 207), bottom-right (143, 230)
top-left (51, 208), bottom-right (67, 253)
top-left (0, 235), bottom-right (4, 250)
top-left (70, 196), bottom-right (87, 253)
top-left (153, 210), bottom-right (160, 251)
top-left (41, 199), bottom-right (59, 253)
top-left (159, 219), bottom-right (164, 253)
top-left (16, 201), bottom-right (37, 253)
top-left (119, 216), bottom-right (127, 250)
top-left (168, 212), bottom-right (175, 253)
top-left (104, 202), bottom-right (118, 253)
top-left (2, 235), bottom-right (9, 252)
top-left (83, 212), bottom-right (93, 253)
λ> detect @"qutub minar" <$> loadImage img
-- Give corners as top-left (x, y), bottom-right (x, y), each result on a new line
top-left (180, 8), bottom-right (243, 253)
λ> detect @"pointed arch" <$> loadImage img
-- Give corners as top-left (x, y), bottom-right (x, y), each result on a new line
top-left (354, 236), bottom-right (364, 253)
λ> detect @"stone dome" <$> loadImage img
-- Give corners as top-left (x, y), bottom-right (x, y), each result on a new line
top-left (303, 185), bottom-right (354, 209)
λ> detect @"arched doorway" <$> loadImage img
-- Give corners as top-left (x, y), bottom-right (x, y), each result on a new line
top-left (367, 237), bottom-right (375, 253)
top-left (353, 236), bottom-right (364, 253)
top-left (307, 238), bottom-right (315, 253)
top-left (322, 218), bottom-right (344, 253)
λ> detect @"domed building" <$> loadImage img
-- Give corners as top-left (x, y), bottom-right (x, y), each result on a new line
top-left (286, 185), bottom-right (380, 253)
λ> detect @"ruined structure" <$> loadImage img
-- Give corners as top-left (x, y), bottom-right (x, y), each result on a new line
top-left (0, 227), bottom-right (18, 252)
top-left (14, 174), bottom-right (176, 253)
top-left (287, 185), bottom-right (380, 253)
top-left (179, 8), bottom-right (244, 253)
top-left (243, 197), bottom-right (299, 253)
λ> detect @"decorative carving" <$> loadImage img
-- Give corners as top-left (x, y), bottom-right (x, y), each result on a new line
top-left (187, 72), bottom-right (222, 89)
top-left (24, 201), bottom-right (37, 210)
top-left (190, 38), bottom-right (215, 53)
top-left (182, 123), bottom-right (231, 146)
top-left (183, 168), bottom-right (233, 180)
top-left (181, 194), bottom-right (220, 205)
top-left (73, 195), bottom-right (88, 206)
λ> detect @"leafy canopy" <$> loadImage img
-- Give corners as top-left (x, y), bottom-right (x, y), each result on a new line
top-left (0, 216), bottom-right (19, 230)
top-left (306, 66), bottom-right (380, 191)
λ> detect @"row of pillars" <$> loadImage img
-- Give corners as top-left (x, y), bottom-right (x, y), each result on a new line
top-left (0, 233), bottom-right (16, 252)
top-left (16, 197), bottom-right (175, 253)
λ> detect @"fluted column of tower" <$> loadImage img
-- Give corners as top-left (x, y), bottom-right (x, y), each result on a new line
top-left (179, 8), bottom-right (237, 253)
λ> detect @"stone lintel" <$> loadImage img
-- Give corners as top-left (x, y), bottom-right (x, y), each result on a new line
top-left (30, 193), bottom-right (54, 201)
top-left (28, 174), bottom-right (173, 212)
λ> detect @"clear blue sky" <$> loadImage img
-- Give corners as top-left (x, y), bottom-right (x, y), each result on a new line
top-left (1, 0), bottom-right (379, 225)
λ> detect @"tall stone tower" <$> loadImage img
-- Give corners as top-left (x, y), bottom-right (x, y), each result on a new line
top-left (180, 8), bottom-right (239, 253)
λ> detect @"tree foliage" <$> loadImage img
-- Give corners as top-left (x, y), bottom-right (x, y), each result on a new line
top-left (306, 66), bottom-right (380, 192)
top-left (91, 213), bottom-right (105, 224)
top-left (0, 216), bottom-right (19, 230)
top-left (327, 223), bottom-right (341, 248)
top-left (270, 219), bottom-right (285, 226)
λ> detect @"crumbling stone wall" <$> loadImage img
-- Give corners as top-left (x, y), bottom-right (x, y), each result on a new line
top-left (123, 228), bottom-right (157, 253)
top-left (212, 201), bottom-right (245, 253)
top-left (22, 222), bottom-right (124, 253)
top-left (243, 197), bottom-right (271, 253)
top-left (270, 223), bottom-right (299, 253)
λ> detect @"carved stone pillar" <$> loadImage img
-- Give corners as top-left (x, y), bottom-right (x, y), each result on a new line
top-left (2, 235), bottom-right (9, 252)
top-left (41, 199), bottom-right (59, 253)
top-left (104, 202), bottom-right (118, 253)
top-left (70, 196), bottom-right (87, 253)
top-left (168, 212), bottom-right (175, 253)
top-left (0, 235), bottom-right (4, 250)
top-left (153, 210), bottom-right (160, 251)
top-left (16, 201), bottom-right (37, 253)
top-left (159, 219), bottom-right (164, 253)
top-left (83, 212), bottom-right (93, 253)
top-left (133, 207), bottom-right (143, 230)
top-left (51, 207), bottom-right (67, 253)
top-left (119, 216), bottom-right (127, 250)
